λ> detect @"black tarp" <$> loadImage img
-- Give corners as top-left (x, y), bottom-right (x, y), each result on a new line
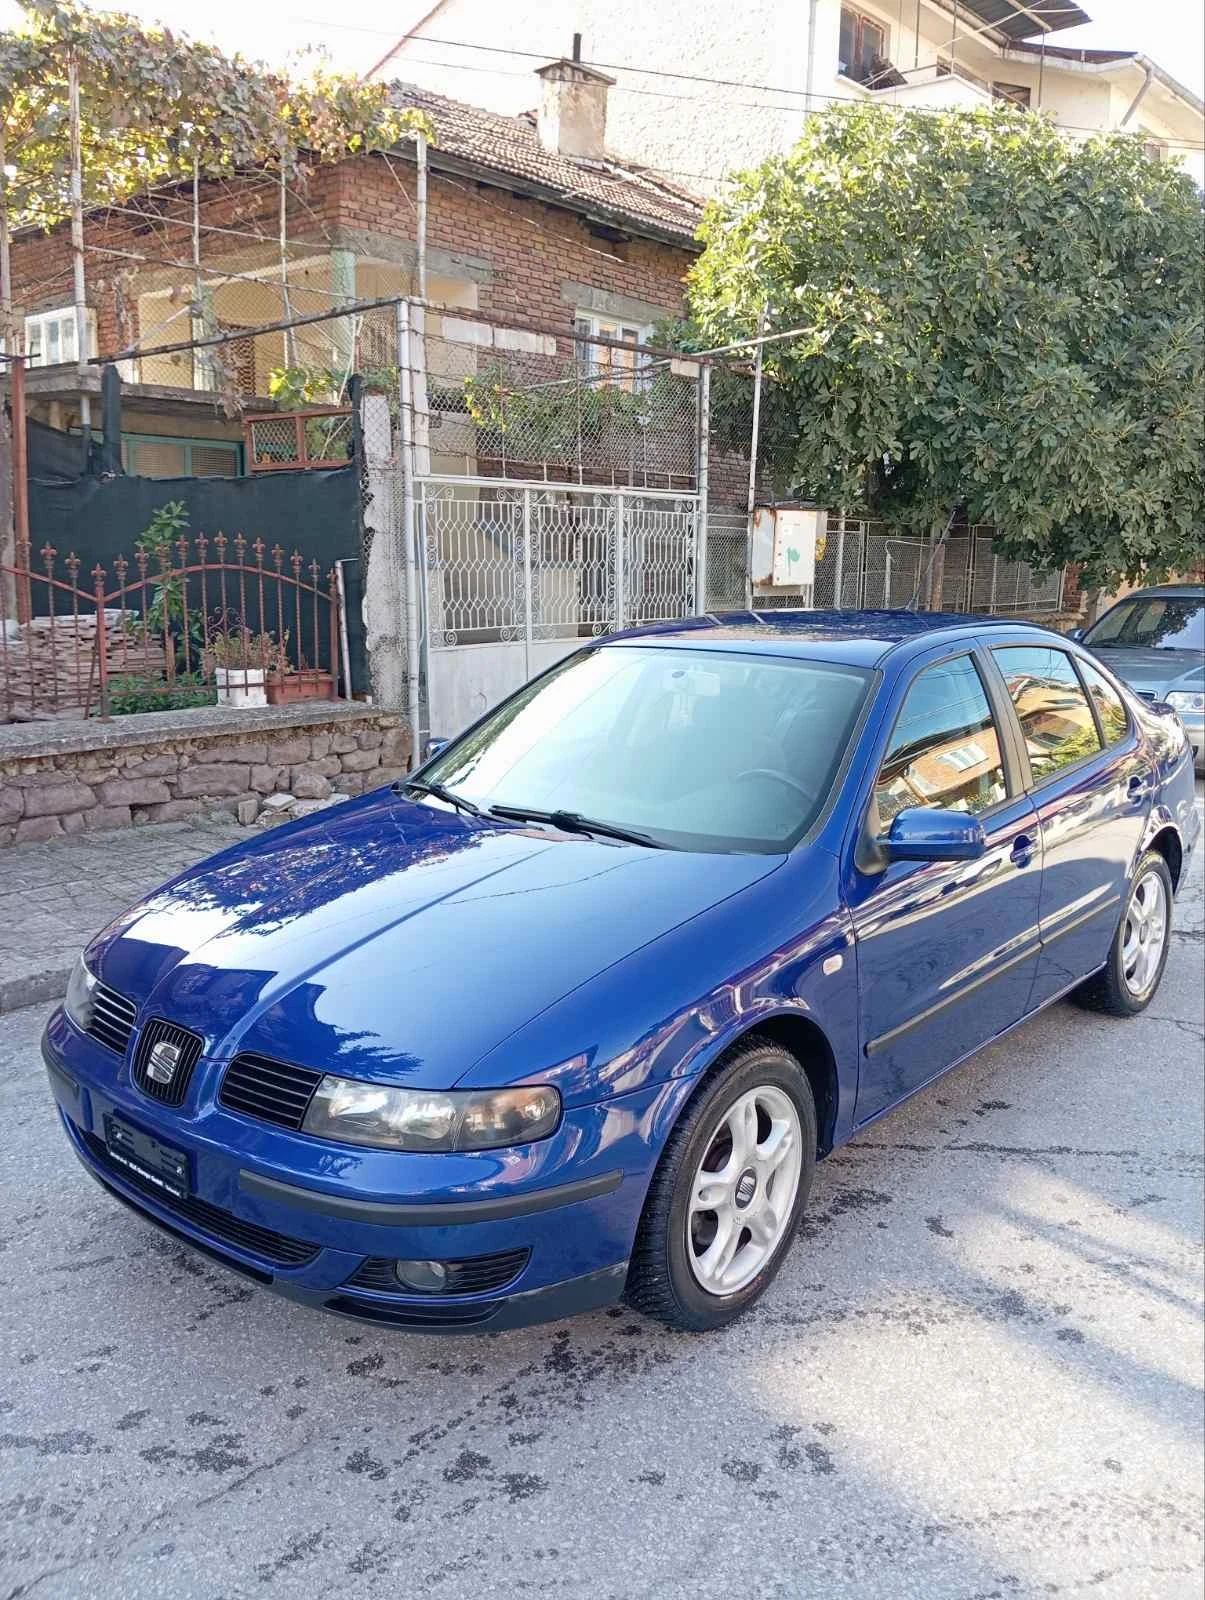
top-left (28, 464), bottom-right (368, 695)
top-left (26, 416), bottom-right (93, 482)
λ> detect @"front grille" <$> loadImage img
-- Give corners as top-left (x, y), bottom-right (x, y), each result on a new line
top-left (78, 1127), bottom-right (320, 1268)
top-left (131, 1019), bottom-right (204, 1107)
top-left (88, 982), bottom-right (137, 1056)
top-left (324, 1295), bottom-right (501, 1328)
top-left (218, 1053), bottom-right (324, 1131)
top-left (346, 1248), bottom-right (530, 1298)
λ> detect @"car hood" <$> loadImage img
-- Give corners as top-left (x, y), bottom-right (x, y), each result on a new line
top-left (91, 788), bottom-right (781, 1090)
top-left (1087, 645), bottom-right (1204, 697)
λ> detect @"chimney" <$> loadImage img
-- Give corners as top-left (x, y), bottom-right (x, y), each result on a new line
top-left (535, 50), bottom-right (616, 161)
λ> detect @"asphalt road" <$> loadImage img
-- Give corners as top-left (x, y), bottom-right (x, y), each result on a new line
top-left (2, 797), bottom-right (1202, 1600)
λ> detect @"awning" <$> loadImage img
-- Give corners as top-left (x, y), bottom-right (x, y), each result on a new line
top-left (952, 0), bottom-right (1092, 42)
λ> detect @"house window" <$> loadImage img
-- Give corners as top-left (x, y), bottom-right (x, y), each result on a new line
top-left (991, 82), bottom-right (1032, 108)
top-left (1141, 135), bottom-right (1167, 162)
top-left (839, 7), bottom-right (889, 86)
top-left (121, 434), bottom-right (242, 479)
top-left (25, 306), bottom-right (97, 368)
top-left (574, 313), bottom-right (653, 391)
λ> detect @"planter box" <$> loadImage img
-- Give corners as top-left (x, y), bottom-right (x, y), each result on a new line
top-left (215, 667), bottom-right (268, 709)
top-left (266, 670), bottom-right (335, 706)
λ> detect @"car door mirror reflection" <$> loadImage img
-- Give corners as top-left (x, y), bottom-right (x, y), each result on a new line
top-left (883, 806), bottom-right (987, 863)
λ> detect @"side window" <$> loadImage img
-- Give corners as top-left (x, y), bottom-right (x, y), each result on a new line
top-left (1076, 658), bottom-right (1130, 747)
top-left (992, 646), bottom-right (1103, 779)
top-left (874, 656), bottom-right (1008, 823)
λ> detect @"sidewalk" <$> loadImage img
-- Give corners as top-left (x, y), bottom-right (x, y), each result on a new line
top-left (0, 819), bottom-right (243, 1014)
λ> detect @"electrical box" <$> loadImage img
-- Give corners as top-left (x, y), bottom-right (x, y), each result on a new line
top-left (750, 504), bottom-right (825, 598)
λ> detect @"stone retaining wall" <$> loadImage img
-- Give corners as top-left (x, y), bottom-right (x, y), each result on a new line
top-left (0, 703), bottom-right (411, 846)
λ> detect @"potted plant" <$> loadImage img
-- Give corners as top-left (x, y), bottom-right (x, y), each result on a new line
top-left (264, 631), bottom-right (336, 704)
top-left (207, 629), bottom-right (279, 708)
top-left (267, 663), bottom-right (336, 704)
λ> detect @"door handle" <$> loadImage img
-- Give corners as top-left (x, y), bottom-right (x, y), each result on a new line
top-left (1010, 833), bottom-right (1036, 867)
top-left (1127, 771), bottom-right (1152, 799)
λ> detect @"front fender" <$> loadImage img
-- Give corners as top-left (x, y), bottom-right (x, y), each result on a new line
top-left (462, 850), bottom-right (861, 1144)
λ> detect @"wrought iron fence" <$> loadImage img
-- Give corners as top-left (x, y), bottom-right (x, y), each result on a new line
top-left (1, 534), bottom-right (348, 723)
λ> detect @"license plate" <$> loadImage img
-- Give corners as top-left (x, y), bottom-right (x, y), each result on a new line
top-left (103, 1114), bottom-right (191, 1201)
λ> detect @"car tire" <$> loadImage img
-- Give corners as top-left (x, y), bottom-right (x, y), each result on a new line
top-left (624, 1036), bottom-right (817, 1332)
top-left (1072, 850), bottom-right (1174, 1017)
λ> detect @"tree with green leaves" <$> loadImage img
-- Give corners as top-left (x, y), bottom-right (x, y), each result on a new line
top-left (688, 103), bottom-right (1204, 589)
top-left (0, 0), bottom-right (427, 349)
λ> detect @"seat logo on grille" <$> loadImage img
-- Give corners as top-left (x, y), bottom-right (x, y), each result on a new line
top-left (146, 1040), bottom-right (183, 1085)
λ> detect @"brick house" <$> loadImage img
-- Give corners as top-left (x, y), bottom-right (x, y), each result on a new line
top-left (6, 59), bottom-right (704, 476)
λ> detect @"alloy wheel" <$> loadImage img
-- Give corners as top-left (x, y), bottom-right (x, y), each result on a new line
top-left (1121, 868), bottom-right (1168, 998)
top-left (686, 1084), bottom-right (803, 1297)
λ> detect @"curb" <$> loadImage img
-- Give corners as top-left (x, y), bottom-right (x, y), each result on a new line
top-left (0, 966), bottom-right (71, 1017)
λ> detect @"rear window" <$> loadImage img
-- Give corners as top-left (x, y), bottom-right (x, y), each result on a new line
top-left (992, 646), bottom-right (1102, 779)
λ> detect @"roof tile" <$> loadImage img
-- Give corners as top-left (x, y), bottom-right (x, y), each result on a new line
top-left (389, 82), bottom-right (703, 245)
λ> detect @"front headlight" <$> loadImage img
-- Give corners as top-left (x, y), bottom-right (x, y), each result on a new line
top-left (301, 1076), bottom-right (562, 1152)
top-left (63, 954), bottom-right (97, 1031)
top-left (1166, 691), bottom-right (1205, 715)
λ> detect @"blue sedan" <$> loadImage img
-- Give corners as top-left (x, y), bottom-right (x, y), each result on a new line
top-left (43, 612), bottom-right (1200, 1333)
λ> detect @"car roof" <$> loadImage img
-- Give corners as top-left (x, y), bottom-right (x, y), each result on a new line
top-left (1101, 584), bottom-right (1205, 601)
top-left (603, 609), bottom-right (1059, 667)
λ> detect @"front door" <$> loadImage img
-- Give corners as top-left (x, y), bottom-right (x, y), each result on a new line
top-left (989, 644), bottom-right (1148, 1005)
top-left (849, 651), bottom-right (1042, 1126)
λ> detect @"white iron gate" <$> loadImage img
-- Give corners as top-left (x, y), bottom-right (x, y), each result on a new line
top-left (417, 477), bottom-right (702, 736)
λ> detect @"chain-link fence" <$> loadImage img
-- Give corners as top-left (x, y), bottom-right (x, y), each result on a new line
top-left (706, 514), bottom-right (1066, 616)
top-left (420, 318), bottom-right (700, 491)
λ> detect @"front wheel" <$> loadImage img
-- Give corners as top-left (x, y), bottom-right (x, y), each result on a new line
top-left (1073, 850), bottom-right (1173, 1016)
top-left (625, 1038), bottom-right (816, 1332)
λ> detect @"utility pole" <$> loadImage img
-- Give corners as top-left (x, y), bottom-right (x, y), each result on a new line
top-left (67, 46), bottom-right (91, 433)
top-left (0, 127), bottom-right (14, 359)
top-left (745, 307), bottom-right (768, 608)
top-left (279, 141), bottom-right (296, 366)
top-left (397, 299), bottom-right (422, 757)
top-left (415, 131), bottom-right (428, 303)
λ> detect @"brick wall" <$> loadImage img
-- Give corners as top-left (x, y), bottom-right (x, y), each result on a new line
top-left (8, 153), bottom-right (694, 364)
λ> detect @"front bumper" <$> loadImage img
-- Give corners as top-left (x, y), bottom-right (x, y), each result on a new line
top-left (42, 1019), bottom-right (676, 1333)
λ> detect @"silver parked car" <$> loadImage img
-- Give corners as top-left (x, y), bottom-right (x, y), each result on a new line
top-left (1074, 584), bottom-right (1205, 772)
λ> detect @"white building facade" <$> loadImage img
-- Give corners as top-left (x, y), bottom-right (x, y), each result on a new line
top-left (372, 0), bottom-right (1204, 191)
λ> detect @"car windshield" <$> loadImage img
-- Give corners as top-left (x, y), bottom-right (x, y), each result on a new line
top-left (1085, 597), bottom-right (1205, 653)
top-left (419, 646), bottom-right (873, 853)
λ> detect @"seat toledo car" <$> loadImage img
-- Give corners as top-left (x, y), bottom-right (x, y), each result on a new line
top-left (43, 612), bottom-right (1199, 1333)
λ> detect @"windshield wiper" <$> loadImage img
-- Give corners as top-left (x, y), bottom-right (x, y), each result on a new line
top-left (396, 779), bottom-right (484, 817)
top-left (489, 804), bottom-right (668, 849)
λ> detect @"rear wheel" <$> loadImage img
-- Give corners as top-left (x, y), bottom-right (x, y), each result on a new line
top-left (625, 1038), bottom-right (816, 1332)
top-left (1074, 850), bottom-right (1173, 1016)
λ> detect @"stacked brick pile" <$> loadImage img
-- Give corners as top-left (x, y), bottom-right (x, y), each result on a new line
top-left (1, 612), bottom-right (163, 722)
top-left (0, 709), bottom-right (410, 846)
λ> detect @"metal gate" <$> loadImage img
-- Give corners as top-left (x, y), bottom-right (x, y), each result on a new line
top-left (417, 477), bottom-right (702, 736)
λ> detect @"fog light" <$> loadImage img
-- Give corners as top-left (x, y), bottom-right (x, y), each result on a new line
top-left (393, 1258), bottom-right (449, 1294)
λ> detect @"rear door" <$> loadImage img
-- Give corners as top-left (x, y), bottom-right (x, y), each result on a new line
top-left (848, 648), bottom-right (1041, 1127)
top-left (986, 643), bottom-right (1149, 1007)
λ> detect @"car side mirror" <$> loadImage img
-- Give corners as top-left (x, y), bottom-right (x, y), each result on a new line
top-left (1068, 627), bottom-right (1084, 641)
top-left (423, 737), bottom-right (450, 762)
top-left (883, 806), bottom-right (986, 863)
